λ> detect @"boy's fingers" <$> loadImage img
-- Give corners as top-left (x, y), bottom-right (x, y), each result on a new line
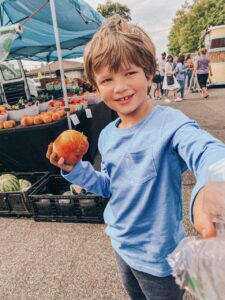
top-left (46, 143), bottom-right (53, 159)
top-left (58, 157), bottom-right (65, 166)
top-left (49, 152), bottom-right (59, 166)
top-left (194, 213), bottom-right (217, 239)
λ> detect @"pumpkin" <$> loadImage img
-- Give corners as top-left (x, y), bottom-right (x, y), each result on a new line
top-left (20, 116), bottom-right (33, 126)
top-left (3, 120), bottom-right (15, 129)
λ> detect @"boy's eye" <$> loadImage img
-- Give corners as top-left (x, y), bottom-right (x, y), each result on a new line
top-left (126, 71), bottom-right (137, 76)
top-left (101, 78), bottom-right (112, 84)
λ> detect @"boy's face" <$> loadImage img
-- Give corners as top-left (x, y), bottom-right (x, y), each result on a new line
top-left (95, 64), bottom-right (152, 120)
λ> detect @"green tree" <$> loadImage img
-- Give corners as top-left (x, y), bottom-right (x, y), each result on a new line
top-left (97, 1), bottom-right (131, 21)
top-left (168, 0), bottom-right (225, 55)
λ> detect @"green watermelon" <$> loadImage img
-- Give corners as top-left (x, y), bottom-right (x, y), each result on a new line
top-left (0, 174), bottom-right (20, 192)
top-left (19, 179), bottom-right (32, 191)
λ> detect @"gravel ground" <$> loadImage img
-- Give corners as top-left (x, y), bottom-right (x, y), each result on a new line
top-left (0, 87), bottom-right (224, 300)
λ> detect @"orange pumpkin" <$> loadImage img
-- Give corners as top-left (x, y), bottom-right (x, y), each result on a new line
top-left (41, 114), bottom-right (52, 124)
top-left (33, 115), bottom-right (43, 125)
top-left (20, 116), bottom-right (33, 126)
top-left (52, 112), bottom-right (61, 121)
top-left (3, 120), bottom-right (15, 129)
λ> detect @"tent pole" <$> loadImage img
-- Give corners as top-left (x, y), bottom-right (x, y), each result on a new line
top-left (49, 0), bottom-right (72, 129)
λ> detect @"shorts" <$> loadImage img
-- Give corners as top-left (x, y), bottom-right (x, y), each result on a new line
top-left (152, 75), bottom-right (161, 84)
top-left (197, 73), bottom-right (209, 88)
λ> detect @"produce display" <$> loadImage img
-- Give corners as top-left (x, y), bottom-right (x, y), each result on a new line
top-left (0, 174), bottom-right (32, 192)
top-left (9, 97), bottom-right (31, 110)
top-left (53, 130), bottom-right (89, 164)
top-left (0, 75), bottom-right (102, 131)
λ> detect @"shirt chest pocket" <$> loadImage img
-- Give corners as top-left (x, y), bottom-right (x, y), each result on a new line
top-left (123, 147), bottom-right (157, 184)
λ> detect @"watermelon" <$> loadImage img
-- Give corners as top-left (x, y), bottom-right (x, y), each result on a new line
top-left (19, 179), bottom-right (32, 191)
top-left (0, 174), bottom-right (20, 192)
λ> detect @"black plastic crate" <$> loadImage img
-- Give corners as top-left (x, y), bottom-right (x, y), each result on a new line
top-left (29, 175), bottom-right (108, 223)
top-left (0, 172), bottom-right (49, 216)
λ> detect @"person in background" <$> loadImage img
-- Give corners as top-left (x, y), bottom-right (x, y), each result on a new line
top-left (47, 16), bottom-right (225, 300)
top-left (172, 55), bottom-right (178, 72)
top-left (152, 63), bottom-right (161, 100)
top-left (158, 52), bottom-right (166, 96)
top-left (185, 54), bottom-right (194, 89)
top-left (194, 48), bottom-right (212, 98)
top-left (175, 54), bottom-right (187, 100)
top-left (163, 55), bottom-right (180, 103)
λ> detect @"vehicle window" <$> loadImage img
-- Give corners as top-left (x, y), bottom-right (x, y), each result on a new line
top-left (210, 38), bottom-right (225, 49)
top-left (0, 60), bottom-right (22, 81)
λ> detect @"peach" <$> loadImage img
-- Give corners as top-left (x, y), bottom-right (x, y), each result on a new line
top-left (0, 121), bottom-right (4, 129)
top-left (53, 130), bottom-right (89, 164)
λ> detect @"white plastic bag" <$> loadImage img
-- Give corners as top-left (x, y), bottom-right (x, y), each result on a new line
top-left (168, 158), bottom-right (225, 300)
top-left (0, 24), bottom-right (22, 62)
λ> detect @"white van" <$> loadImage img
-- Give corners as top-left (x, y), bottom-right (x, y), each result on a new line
top-left (0, 60), bottom-right (38, 105)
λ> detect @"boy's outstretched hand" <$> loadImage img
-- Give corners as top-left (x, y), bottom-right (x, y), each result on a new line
top-left (193, 182), bottom-right (225, 239)
top-left (46, 143), bottom-right (74, 173)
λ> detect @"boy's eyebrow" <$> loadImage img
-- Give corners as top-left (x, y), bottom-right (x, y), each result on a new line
top-left (95, 73), bottom-right (112, 81)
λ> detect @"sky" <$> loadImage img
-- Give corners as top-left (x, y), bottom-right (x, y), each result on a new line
top-left (86, 0), bottom-right (186, 56)
top-left (24, 0), bottom-right (186, 70)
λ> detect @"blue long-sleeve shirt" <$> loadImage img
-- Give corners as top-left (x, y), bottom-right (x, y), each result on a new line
top-left (62, 105), bottom-right (225, 277)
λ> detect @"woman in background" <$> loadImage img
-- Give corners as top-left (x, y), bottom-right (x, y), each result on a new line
top-left (163, 55), bottom-right (180, 103)
top-left (185, 54), bottom-right (194, 89)
top-left (194, 48), bottom-right (212, 98)
top-left (176, 54), bottom-right (187, 100)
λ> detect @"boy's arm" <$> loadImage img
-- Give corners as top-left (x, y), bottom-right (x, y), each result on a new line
top-left (61, 160), bottom-right (111, 198)
top-left (46, 143), bottom-right (111, 198)
top-left (172, 119), bottom-right (225, 237)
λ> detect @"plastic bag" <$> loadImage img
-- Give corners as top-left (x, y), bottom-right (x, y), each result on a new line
top-left (0, 24), bottom-right (22, 62)
top-left (167, 158), bottom-right (225, 300)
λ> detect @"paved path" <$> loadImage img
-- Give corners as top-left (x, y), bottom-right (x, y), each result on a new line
top-left (0, 87), bottom-right (225, 300)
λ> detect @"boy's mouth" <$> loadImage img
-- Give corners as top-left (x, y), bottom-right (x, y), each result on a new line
top-left (114, 94), bottom-right (134, 103)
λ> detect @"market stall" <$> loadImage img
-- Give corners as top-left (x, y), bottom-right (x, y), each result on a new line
top-left (0, 101), bottom-right (117, 173)
top-left (0, 1), bottom-right (115, 221)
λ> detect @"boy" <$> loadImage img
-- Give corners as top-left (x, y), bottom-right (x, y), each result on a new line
top-left (47, 16), bottom-right (225, 300)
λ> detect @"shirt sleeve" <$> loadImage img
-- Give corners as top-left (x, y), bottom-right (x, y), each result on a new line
top-left (172, 119), bottom-right (225, 223)
top-left (61, 160), bottom-right (111, 198)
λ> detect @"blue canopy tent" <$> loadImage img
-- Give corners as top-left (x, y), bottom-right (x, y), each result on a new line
top-left (0, 0), bottom-right (104, 61)
top-left (0, 0), bottom-right (104, 128)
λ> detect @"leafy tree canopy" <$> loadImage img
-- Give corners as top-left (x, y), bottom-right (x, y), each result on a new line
top-left (97, 1), bottom-right (131, 21)
top-left (168, 0), bottom-right (225, 55)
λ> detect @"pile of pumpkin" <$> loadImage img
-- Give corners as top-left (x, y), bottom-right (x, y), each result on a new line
top-left (0, 106), bottom-right (76, 129)
top-left (20, 109), bottom-right (67, 126)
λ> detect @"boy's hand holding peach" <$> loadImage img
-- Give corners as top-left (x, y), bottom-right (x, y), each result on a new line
top-left (46, 130), bottom-right (89, 173)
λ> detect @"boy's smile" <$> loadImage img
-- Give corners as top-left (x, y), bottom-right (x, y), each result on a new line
top-left (95, 64), bottom-right (153, 128)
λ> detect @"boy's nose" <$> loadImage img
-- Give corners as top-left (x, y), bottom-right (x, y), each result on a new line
top-left (113, 79), bottom-right (128, 94)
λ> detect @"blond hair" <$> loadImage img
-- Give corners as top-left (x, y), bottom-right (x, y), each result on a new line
top-left (84, 15), bottom-right (156, 88)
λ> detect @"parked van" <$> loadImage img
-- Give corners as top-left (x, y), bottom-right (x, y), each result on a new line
top-left (0, 60), bottom-right (37, 105)
top-left (205, 25), bottom-right (225, 86)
